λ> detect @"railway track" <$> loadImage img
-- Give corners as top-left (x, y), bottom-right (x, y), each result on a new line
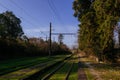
top-left (0, 54), bottom-right (78, 80)
top-left (48, 55), bottom-right (75, 80)
top-left (65, 62), bottom-right (74, 80)
top-left (23, 54), bottom-right (76, 80)
top-left (0, 56), bottom-right (59, 76)
top-left (0, 55), bottom-right (70, 80)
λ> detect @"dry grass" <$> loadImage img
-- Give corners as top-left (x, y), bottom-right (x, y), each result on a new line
top-left (78, 52), bottom-right (120, 80)
top-left (93, 63), bottom-right (120, 80)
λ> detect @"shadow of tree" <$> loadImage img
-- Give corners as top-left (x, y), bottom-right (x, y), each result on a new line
top-left (90, 63), bottom-right (120, 70)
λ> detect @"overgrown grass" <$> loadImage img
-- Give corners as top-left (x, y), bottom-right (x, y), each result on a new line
top-left (68, 63), bottom-right (78, 80)
top-left (31, 55), bottom-right (71, 80)
top-left (0, 56), bottom-right (53, 76)
top-left (85, 68), bottom-right (95, 80)
top-left (49, 61), bottom-right (72, 80)
top-left (93, 63), bottom-right (120, 80)
top-left (79, 56), bottom-right (95, 80)
top-left (79, 54), bottom-right (120, 80)
top-left (49, 54), bottom-right (78, 80)
top-left (0, 55), bottom-right (70, 76)
top-left (1, 61), bottom-right (57, 80)
top-left (68, 54), bottom-right (78, 80)
top-left (37, 61), bottom-right (65, 80)
top-left (0, 55), bottom-right (69, 80)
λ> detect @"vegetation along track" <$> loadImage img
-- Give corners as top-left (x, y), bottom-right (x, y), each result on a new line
top-left (41, 57), bottom-right (73, 80)
top-left (24, 55), bottom-right (78, 80)
top-left (48, 55), bottom-right (76, 80)
top-left (0, 56), bottom-right (58, 76)
top-left (23, 54), bottom-right (73, 80)
top-left (0, 55), bottom-right (70, 80)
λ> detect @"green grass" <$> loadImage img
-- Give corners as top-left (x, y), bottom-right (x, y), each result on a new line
top-left (23, 56), bottom-right (70, 80)
top-left (35, 55), bottom-right (72, 80)
top-left (85, 68), bottom-right (95, 80)
top-left (79, 57), bottom-right (95, 80)
top-left (49, 61), bottom-right (72, 80)
top-left (3, 61), bottom-right (56, 80)
top-left (49, 54), bottom-right (78, 80)
top-left (68, 63), bottom-right (78, 80)
top-left (37, 62), bottom-right (62, 79)
top-left (68, 54), bottom-right (78, 80)
top-left (0, 55), bottom-right (70, 76)
top-left (0, 56), bottom-right (50, 75)
top-left (79, 54), bottom-right (120, 80)
top-left (93, 63), bottom-right (120, 80)
top-left (0, 55), bottom-right (69, 80)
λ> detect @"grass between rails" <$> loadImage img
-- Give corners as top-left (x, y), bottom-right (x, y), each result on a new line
top-left (0, 55), bottom-right (69, 75)
top-left (49, 54), bottom-right (78, 80)
top-left (68, 63), bottom-right (78, 80)
top-left (24, 55), bottom-right (72, 80)
top-left (22, 56), bottom-right (70, 80)
top-left (0, 60), bottom-right (57, 80)
top-left (68, 55), bottom-right (78, 80)
top-left (0, 57), bottom-right (49, 75)
top-left (37, 60), bottom-right (65, 80)
top-left (49, 61), bottom-right (72, 80)
top-left (31, 55), bottom-right (72, 80)
top-left (0, 55), bottom-right (69, 80)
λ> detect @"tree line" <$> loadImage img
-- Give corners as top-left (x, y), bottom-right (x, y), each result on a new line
top-left (73, 0), bottom-right (120, 62)
top-left (0, 11), bottom-right (71, 60)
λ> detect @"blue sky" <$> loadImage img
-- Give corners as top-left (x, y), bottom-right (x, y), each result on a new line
top-left (0, 0), bottom-right (79, 48)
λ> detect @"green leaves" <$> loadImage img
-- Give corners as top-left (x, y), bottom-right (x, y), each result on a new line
top-left (0, 11), bottom-right (24, 39)
top-left (73, 0), bottom-right (120, 62)
top-left (73, 0), bottom-right (92, 20)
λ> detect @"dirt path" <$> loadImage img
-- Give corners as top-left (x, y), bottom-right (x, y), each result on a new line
top-left (78, 57), bottom-right (87, 80)
top-left (78, 52), bottom-right (103, 80)
top-left (85, 62), bottom-right (102, 80)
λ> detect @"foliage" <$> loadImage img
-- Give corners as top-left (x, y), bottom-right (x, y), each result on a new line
top-left (0, 37), bottom-right (71, 60)
top-left (0, 11), bottom-right (71, 60)
top-left (0, 11), bottom-right (24, 39)
top-left (73, 0), bottom-right (120, 62)
top-left (58, 34), bottom-right (64, 45)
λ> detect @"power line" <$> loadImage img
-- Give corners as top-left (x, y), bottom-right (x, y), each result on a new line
top-left (0, 1), bottom-right (39, 27)
top-left (52, 33), bottom-right (76, 35)
top-left (20, 16), bottom-right (38, 27)
top-left (10, 0), bottom-right (40, 26)
top-left (47, 0), bottom-right (63, 24)
top-left (50, 0), bottom-right (63, 22)
top-left (47, 0), bottom-right (57, 18)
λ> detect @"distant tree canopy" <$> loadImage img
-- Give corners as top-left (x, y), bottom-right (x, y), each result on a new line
top-left (58, 34), bottom-right (64, 45)
top-left (0, 11), bottom-right (71, 60)
top-left (0, 11), bottom-right (24, 39)
top-left (73, 0), bottom-right (120, 62)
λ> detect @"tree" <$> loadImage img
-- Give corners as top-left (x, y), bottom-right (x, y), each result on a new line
top-left (73, 0), bottom-right (120, 62)
top-left (0, 11), bottom-right (24, 39)
top-left (93, 0), bottom-right (120, 62)
top-left (58, 34), bottom-right (64, 45)
top-left (73, 0), bottom-right (96, 54)
top-left (117, 23), bottom-right (120, 46)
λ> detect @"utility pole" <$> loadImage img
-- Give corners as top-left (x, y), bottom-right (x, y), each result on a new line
top-left (49, 22), bottom-right (52, 56)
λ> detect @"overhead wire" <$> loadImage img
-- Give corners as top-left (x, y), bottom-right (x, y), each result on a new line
top-left (10, 0), bottom-right (41, 27)
top-left (9, 0), bottom-right (50, 38)
top-left (50, 0), bottom-right (63, 23)
top-left (47, 0), bottom-right (63, 24)
top-left (0, 0), bottom-right (42, 28)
